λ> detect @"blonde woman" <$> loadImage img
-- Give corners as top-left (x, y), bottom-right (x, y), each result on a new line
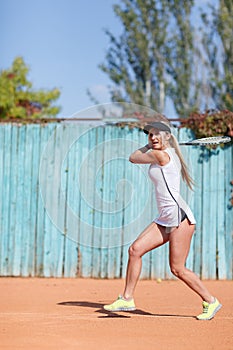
top-left (104, 121), bottom-right (222, 320)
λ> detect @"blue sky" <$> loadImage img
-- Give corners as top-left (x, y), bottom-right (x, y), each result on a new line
top-left (0, 0), bottom-right (215, 118)
top-left (0, 0), bottom-right (121, 117)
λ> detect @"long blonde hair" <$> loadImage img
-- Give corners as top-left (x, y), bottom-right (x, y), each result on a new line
top-left (168, 133), bottom-right (194, 190)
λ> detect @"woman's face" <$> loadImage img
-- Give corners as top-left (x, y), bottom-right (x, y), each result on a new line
top-left (148, 128), bottom-right (165, 150)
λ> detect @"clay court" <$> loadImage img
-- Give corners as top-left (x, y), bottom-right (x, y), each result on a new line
top-left (0, 278), bottom-right (232, 349)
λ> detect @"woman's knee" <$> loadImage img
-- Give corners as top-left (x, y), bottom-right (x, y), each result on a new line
top-left (128, 242), bottom-right (142, 258)
top-left (170, 264), bottom-right (186, 278)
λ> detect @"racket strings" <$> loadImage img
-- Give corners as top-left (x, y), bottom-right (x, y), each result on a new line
top-left (180, 136), bottom-right (231, 145)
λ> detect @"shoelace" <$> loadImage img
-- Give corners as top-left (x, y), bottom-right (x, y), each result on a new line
top-left (202, 302), bottom-right (209, 313)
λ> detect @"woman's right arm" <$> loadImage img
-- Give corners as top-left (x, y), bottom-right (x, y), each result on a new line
top-left (129, 146), bottom-right (170, 165)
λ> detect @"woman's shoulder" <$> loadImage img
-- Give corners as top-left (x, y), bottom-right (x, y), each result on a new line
top-left (150, 148), bottom-right (171, 166)
top-left (164, 147), bottom-right (174, 154)
top-left (164, 147), bottom-right (181, 169)
top-left (164, 147), bottom-right (178, 158)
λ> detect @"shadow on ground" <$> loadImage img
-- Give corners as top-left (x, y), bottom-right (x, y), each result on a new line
top-left (57, 301), bottom-right (195, 319)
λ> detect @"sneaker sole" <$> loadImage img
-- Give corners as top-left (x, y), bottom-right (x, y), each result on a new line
top-left (103, 306), bottom-right (136, 312)
top-left (196, 303), bottom-right (222, 320)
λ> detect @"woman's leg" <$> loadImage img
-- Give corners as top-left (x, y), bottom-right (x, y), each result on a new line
top-left (123, 222), bottom-right (169, 299)
top-left (169, 219), bottom-right (214, 303)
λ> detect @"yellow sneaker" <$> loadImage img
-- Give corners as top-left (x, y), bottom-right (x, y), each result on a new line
top-left (196, 298), bottom-right (222, 320)
top-left (103, 295), bottom-right (136, 312)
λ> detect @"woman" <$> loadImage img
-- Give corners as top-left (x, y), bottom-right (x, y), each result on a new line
top-left (104, 121), bottom-right (222, 320)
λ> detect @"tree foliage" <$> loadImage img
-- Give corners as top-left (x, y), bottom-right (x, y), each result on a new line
top-left (99, 0), bottom-right (168, 111)
top-left (166, 0), bottom-right (197, 116)
top-left (100, 0), bottom-right (197, 117)
top-left (97, 0), bottom-right (233, 118)
top-left (0, 57), bottom-right (61, 120)
top-left (201, 0), bottom-right (233, 111)
top-left (98, 0), bottom-right (197, 117)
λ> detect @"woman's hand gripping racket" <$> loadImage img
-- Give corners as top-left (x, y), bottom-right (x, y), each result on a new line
top-left (179, 136), bottom-right (231, 146)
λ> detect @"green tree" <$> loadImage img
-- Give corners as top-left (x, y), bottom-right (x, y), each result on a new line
top-left (201, 0), bottom-right (233, 110)
top-left (98, 0), bottom-right (171, 112)
top-left (97, 0), bottom-right (196, 117)
top-left (166, 0), bottom-right (198, 117)
top-left (0, 57), bottom-right (61, 119)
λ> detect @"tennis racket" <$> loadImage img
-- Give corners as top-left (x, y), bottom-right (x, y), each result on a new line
top-left (179, 136), bottom-right (231, 146)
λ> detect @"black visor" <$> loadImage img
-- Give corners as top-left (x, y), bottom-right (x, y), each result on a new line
top-left (143, 122), bottom-right (171, 134)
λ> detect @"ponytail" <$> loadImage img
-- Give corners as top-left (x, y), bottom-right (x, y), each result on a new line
top-left (169, 133), bottom-right (194, 190)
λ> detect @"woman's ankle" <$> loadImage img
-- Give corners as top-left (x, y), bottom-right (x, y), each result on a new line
top-left (122, 294), bottom-right (133, 301)
top-left (204, 296), bottom-right (215, 304)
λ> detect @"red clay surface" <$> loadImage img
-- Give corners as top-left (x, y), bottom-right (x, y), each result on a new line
top-left (0, 278), bottom-right (232, 349)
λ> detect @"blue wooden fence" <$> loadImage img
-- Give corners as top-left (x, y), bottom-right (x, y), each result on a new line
top-left (0, 122), bottom-right (232, 279)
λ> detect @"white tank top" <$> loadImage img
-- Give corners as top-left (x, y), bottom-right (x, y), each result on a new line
top-left (148, 148), bottom-right (196, 227)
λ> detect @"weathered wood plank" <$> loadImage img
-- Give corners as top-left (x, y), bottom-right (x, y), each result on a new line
top-left (224, 145), bottom-right (233, 279)
top-left (1, 125), bottom-right (12, 275)
top-left (8, 125), bottom-right (18, 276)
